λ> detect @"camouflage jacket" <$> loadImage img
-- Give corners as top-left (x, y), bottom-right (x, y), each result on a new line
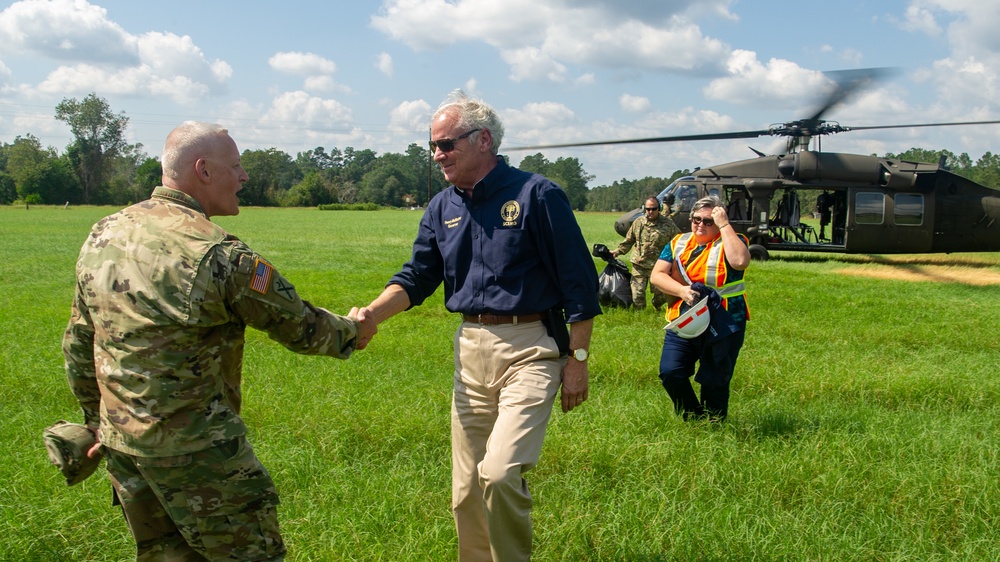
top-left (615, 214), bottom-right (681, 271)
top-left (63, 187), bottom-right (360, 457)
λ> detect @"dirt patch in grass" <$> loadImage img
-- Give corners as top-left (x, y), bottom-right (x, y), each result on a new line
top-left (835, 265), bottom-right (1000, 285)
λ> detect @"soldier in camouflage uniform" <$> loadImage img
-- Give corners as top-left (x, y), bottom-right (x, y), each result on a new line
top-left (612, 196), bottom-right (681, 310)
top-left (62, 122), bottom-right (375, 561)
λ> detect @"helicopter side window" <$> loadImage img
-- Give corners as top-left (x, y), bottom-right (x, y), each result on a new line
top-left (725, 187), bottom-right (750, 221)
top-left (893, 194), bottom-right (924, 226)
top-left (855, 192), bottom-right (885, 225)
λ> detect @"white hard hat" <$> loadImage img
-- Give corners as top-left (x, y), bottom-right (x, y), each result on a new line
top-left (664, 296), bottom-right (710, 339)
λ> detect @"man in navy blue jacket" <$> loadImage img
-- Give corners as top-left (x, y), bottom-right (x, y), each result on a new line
top-left (359, 90), bottom-right (600, 562)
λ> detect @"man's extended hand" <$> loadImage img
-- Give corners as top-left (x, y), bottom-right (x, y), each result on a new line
top-left (349, 306), bottom-right (378, 350)
top-left (560, 358), bottom-right (589, 413)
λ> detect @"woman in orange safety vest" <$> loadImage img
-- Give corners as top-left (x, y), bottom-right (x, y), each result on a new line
top-left (650, 195), bottom-right (750, 421)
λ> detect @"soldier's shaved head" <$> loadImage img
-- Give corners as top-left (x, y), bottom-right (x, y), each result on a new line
top-left (160, 121), bottom-right (247, 217)
top-left (161, 121), bottom-right (230, 183)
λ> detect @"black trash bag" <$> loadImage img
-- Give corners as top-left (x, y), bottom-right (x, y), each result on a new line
top-left (592, 244), bottom-right (632, 309)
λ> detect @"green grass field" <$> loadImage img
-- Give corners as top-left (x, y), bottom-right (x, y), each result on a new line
top-left (2, 205), bottom-right (999, 561)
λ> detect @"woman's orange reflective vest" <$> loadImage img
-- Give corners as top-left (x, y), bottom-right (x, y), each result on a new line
top-left (664, 232), bottom-right (749, 322)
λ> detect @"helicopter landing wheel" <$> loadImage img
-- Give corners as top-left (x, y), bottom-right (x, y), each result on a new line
top-left (749, 244), bottom-right (770, 261)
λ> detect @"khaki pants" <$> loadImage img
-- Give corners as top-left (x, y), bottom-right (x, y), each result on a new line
top-left (452, 320), bottom-right (563, 562)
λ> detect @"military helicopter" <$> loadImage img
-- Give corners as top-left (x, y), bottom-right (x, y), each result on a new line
top-left (514, 69), bottom-right (1000, 260)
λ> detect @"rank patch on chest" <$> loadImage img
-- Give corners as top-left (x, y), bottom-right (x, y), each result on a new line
top-left (250, 258), bottom-right (273, 294)
top-left (501, 200), bottom-right (521, 226)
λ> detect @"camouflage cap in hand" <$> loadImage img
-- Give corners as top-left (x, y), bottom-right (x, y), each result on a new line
top-left (43, 421), bottom-right (103, 486)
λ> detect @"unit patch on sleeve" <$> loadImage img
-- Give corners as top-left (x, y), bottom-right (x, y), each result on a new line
top-left (250, 258), bottom-right (273, 294)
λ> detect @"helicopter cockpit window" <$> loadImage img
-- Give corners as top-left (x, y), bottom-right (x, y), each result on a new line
top-left (855, 192), bottom-right (885, 225)
top-left (674, 185), bottom-right (698, 213)
top-left (893, 194), bottom-right (924, 226)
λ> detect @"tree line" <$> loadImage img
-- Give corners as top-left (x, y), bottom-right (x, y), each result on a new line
top-left (2, 94), bottom-right (999, 211)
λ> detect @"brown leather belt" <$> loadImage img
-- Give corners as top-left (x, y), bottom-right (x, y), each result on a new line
top-left (462, 313), bottom-right (545, 325)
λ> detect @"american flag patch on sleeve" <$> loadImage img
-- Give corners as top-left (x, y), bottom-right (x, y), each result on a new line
top-left (250, 258), bottom-right (273, 294)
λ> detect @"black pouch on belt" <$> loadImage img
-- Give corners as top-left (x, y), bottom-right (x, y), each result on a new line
top-left (542, 308), bottom-right (570, 357)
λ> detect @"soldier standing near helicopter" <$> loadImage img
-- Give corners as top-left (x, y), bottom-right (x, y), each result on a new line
top-left (612, 196), bottom-right (681, 310)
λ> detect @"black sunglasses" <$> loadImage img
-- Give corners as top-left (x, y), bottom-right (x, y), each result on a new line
top-left (429, 128), bottom-right (481, 153)
top-left (690, 216), bottom-right (715, 227)
top-left (644, 207), bottom-right (659, 212)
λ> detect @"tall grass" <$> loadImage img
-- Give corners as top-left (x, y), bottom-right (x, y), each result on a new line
top-left (2, 205), bottom-right (999, 561)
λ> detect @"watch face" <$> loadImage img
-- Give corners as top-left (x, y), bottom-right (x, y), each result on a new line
top-left (574, 349), bottom-right (588, 361)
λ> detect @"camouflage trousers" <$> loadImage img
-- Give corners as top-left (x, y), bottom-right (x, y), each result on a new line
top-left (105, 435), bottom-right (285, 561)
top-left (630, 265), bottom-right (670, 310)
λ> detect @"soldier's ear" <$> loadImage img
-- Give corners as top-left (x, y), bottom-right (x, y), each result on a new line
top-left (194, 158), bottom-right (211, 183)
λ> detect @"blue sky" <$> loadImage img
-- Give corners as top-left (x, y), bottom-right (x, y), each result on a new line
top-left (0, 0), bottom-right (997, 186)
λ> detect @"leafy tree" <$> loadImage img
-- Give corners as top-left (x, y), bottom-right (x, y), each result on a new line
top-left (3, 135), bottom-right (81, 203)
top-left (103, 144), bottom-right (152, 205)
top-left (283, 170), bottom-right (333, 207)
top-left (135, 157), bottom-right (163, 195)
top-left (295, 146), bottom-right (335, 176)
top-left (586, 172), bottom-right (689, 212)
top-left (517, 153), bottom-right (594, 210)
top-left (359, 152), bottom-right (419, 206)
top-left (517, 153), bottom-right (549, 176)
top-left (338, 147), bottom-right (378, 186)
top-left (54, 93), bottom-right (133, 204)
top-left (972, 152), bottom-right (1000, 189)
top-left (546, 157), bottom-right (593, 210)
top-left (0, 172), bottom-right (15, 204)
top-left (404, 142), bottom-right (445, 205)
top-left (240, 148), bottom-right (300, 206)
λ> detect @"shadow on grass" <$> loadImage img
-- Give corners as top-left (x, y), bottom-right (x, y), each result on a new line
top-left (734, 410), bottom-right (868, 440)
top-left (772, 252), bottom-right (1000, 269)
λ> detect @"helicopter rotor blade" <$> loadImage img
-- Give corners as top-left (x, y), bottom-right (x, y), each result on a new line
top-left (510, 129), bottom-right (770, 151)
top-left (507, 68), bottom-right (1000, 152)
top-left (805, 67), bottom-right (892, 123)
top-left (847, 119), bottom-right (1000, 132)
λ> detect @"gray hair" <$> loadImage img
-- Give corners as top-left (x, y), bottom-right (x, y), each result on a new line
top-left (691, 195), bottom-right (723, 215)
top-left (432, 89), bottom-right (504, 155)
top-left (161, 121), bottom-right (230, 180)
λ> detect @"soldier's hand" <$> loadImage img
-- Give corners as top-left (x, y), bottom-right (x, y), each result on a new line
top-left (87, 427), bottom-right (102, 458)
top-left (349, 307), bottom-right (378, 350)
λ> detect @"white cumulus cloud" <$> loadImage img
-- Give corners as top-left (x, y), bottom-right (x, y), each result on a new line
top-left (704, 50), bottom-right (828, 108)
top-left (0, 0), bottom-right (231, 103)
top-left (373, 0), bottom-right (733, 82)
top-left (389, 99), bottom-right (431, 132)
top-left (0, 0), bottom-right (138, 64)
top-left (268, 51), bottom-right (336, 76)
top-left (376, 52), bottom-right (394, 77)
top-left (620, 94), bottom-right (652, 113)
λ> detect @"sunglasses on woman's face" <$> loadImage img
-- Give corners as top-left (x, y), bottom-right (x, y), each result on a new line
top-left (690, 216), bottom-right (715, 227)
